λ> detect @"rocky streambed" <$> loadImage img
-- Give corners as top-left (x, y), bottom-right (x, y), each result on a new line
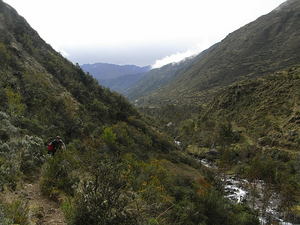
top-left (198, 159), bottom-right (295, 225)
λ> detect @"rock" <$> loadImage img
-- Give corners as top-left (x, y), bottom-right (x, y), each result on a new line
top-left (166, 122), bottom-right (173, 127)
top-left (174, 140), bottom-right (181, 146)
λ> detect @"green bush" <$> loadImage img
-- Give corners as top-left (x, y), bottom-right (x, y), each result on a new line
top-left (230, 205), bottom-right (260, 225)
top-left (0, 113), bottom-right (44, 187)
top-left (170, 190), bottom-right (259, 225)
top-left (217, 122), bottom-right (240, 147)
top-left (19, 135), bottom-right (45, 176)
top-left (40, 151), bottom-right (78, 198)
top-left (69, 159), bottom-right (138, 225)
top-left (101, 126), bottom-right (117, 146)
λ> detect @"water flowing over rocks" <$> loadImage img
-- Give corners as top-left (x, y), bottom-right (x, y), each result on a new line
top-left (223, 176), bottom-right (248, 203)
top-left (198, 158), bottom-right (296, 225)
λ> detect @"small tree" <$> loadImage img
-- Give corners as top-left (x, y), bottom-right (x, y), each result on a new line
top-left (5, 88), bottom-right (26, 117)
top-left (217, 121), bottom-right (239, 148)
top-left (101, 127), bottom-right (117, 146)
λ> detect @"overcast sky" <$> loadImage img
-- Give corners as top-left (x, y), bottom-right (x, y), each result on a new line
top-left (4, 0), bottom-right (286, 67)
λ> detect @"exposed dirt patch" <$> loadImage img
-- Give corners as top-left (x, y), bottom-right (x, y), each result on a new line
top-left (1, 181), bottom-right (66, 225)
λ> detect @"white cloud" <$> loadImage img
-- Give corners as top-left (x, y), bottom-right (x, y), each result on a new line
top-left (152, 41), bottom-right (213, 68)
top-left (3, 0), bottom-right (287, 65)
top-left (152, 49), bottom-right (197, 69)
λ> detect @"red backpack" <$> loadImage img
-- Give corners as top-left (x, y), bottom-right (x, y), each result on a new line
top-left (47, 142), bottom-right (54, 151)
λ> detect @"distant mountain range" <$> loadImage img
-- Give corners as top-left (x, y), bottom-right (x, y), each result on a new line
top-left (81, 63), bottom-right (150, 93)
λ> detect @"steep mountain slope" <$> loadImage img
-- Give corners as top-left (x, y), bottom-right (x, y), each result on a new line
top-left (126, 55), bottom-right (199, 102)
top-left (0, 0), bottom-right (180, 179)
top-left (0, 0), bottom-right (173, 193)
top-left (100, 72), bottom-right (147, 95)
top-left (199, 65), bottom-right (300, 152)
top-left (129, 0), bottom-right (300, 105)
top-left (0, 1), bottom-right (144, 141)
top-left (0, 2), bottom-right (261, 225)
top-left (129, 1), bottom-right (300, 221)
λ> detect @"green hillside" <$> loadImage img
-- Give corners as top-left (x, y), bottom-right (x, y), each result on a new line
top-left (202, 66), bottom-right (300, 151)
top-left (0, 1), bottom-right (136, 140)
top-left (128, 0), bottom-right (300, 106)
top-left (127, 55), bottom-right (198, 103)
top-left (101, 72), bottom-right (147, 95)
top-left (142, 66), bottom-right (300, 224)
top-left (175, 65), bottom-right (300, 153)
top-left (129, 1), bottom-right (300, 222)
top-left (0, 1), bottom-right (260, 225)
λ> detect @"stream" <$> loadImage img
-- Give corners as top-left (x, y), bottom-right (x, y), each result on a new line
top-left (198, 159), bottom-right (295, 225)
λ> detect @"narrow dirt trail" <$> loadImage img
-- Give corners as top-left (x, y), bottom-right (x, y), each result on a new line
top-left (23, 181), bottom-right (66, 225)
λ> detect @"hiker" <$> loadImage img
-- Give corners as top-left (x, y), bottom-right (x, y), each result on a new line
top-left (47, 136), bottom-right (66, 156)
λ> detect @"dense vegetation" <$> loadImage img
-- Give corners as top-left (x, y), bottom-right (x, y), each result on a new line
top-left (0, 1), bottom-right (260, 224)
top-left (124, 2), bottom-right (300, 223)
top-left (140, 66), bottom-right (300, 223)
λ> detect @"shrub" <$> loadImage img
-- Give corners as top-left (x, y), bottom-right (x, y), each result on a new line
top-left (40, 151), bottom-right (78, 198)
top-left (217, 122), bottom-right (240, 147)
top-left (0, 127), bottom-right (44, 184)
top-left (169, 190), bottom-right (259, 225)
top-left (69, 159), bottom-right (138, 225)
top-left (101, 127), bottom-right (117, 146)
top-left (230, 205), bottom-right (260, 225)
top-left (19, 135), bottom-right (45, 176)
top-left (5, 87), bottom-right (26, 117)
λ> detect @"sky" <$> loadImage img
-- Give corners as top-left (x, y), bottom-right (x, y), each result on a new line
top-left (4, 0), bottom-right (287, 68)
